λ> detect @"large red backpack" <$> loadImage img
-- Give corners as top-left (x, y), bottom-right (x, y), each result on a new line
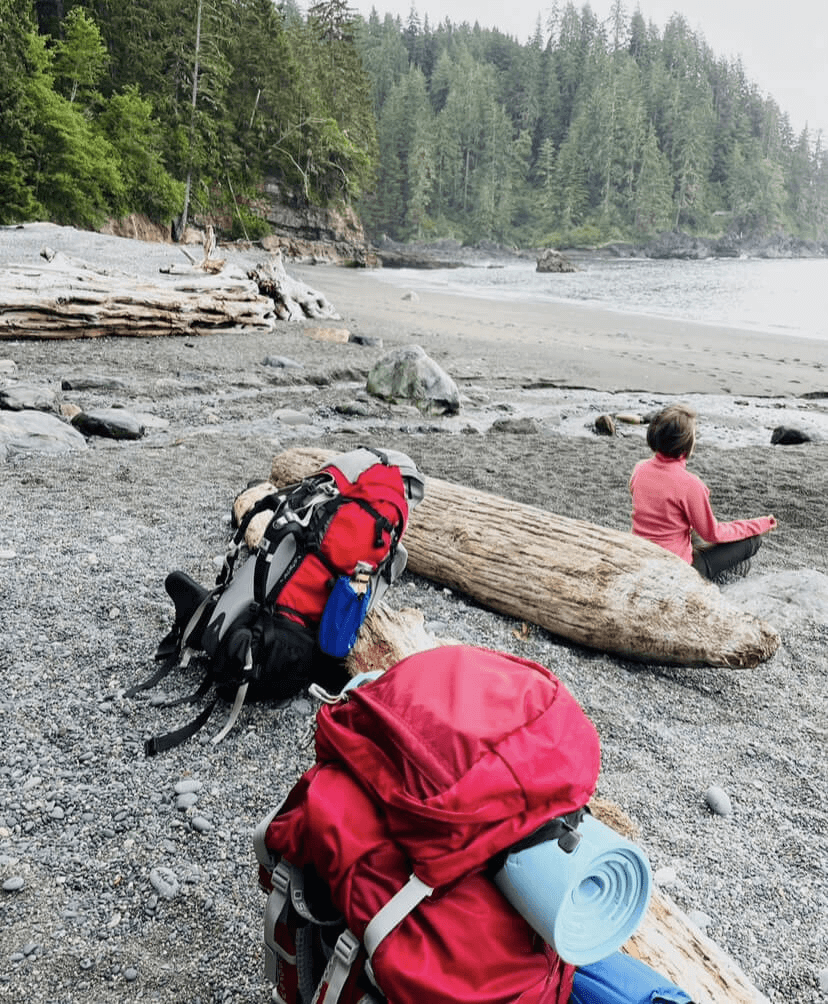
top-left (134, 446), bottom-right (424, 754)
top-left (254, 645), bottom-right (601, 1004)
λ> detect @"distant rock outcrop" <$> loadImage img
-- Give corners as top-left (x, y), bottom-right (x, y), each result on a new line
top-left (259, 183), bottom-right (377, 266)
top-left (536, 248), bottom-right (578, 272)
top-left (604, 230), bottom-right (828, 260)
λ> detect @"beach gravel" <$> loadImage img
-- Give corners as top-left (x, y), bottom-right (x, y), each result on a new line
top-left (1, 225), bottom-right (827, 1003)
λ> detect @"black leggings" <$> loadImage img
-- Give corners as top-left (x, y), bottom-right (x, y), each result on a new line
top-left (692, 534), bottom-right (762, 580)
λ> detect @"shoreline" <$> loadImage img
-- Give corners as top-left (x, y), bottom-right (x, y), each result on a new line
top-left (291, 263), bottom-right (828, 399)
top-left (1, 223), bottom-right (825, 399)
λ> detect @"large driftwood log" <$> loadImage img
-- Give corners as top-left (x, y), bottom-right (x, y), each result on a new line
top-left (0, 247), bottom-right (275, 339)
top-left (258, 447), bottom-right (779, 668)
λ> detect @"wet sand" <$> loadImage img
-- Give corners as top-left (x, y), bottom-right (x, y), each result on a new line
top-left (293, 263), bottom-right (828, 399)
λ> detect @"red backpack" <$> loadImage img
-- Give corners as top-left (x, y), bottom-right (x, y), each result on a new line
top-left (132, 446), bottom-right (424, 754)
top-left (254, 645), bottom-right (601, 1004)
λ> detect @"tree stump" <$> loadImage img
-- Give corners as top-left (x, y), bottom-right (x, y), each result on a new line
top-left (248, 249), bottom-right (341, 321)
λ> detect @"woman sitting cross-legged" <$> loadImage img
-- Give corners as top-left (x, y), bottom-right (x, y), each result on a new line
top-left (629, 403), bottom-right (777, 582)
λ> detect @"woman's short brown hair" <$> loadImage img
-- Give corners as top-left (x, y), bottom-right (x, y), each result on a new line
top-left (646, 404), bottom-right (697, 458)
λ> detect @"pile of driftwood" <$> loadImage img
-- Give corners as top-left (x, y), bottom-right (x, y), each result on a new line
top-left (234, 451), bottom-right (775, 1004)
top-left (0, 236), bottom-right (340, 339)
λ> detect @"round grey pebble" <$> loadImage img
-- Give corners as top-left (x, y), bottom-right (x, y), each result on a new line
top-left (124, 967), bottom-right (138, 982)
top-left (705, 785), bottom-right (733, 816)
top-left (149, 866), bottom-right (179, 900)
top-left (191, 816), bottom-right (213, 833)
top-left (174, 778), bottom-right (202, 795)
top-left (175, 792), bottom-right (199, 810)
top-left (3, 876), bottom-right (25, 892)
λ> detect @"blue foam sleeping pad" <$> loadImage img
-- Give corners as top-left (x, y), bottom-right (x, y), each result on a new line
top-left (570, 951), bottom-right (694, 1004)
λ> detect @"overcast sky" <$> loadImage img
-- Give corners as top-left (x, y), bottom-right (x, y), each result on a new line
top-left (337, 0), bottom-right (828, 140)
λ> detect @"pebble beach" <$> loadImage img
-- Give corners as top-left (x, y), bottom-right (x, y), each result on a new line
top-left (1, 224), bottom-right (827, 1003)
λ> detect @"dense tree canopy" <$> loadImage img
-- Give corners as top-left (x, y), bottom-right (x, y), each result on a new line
top-left (354, 3), bottom-right (828, 246)
top-left (1, 0), bottom-right (826, 246)
top-left (0, 0), bottom-right (377, 230)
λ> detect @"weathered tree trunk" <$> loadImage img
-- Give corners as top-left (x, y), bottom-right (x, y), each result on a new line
top-left (0, 248), bottom-right (275, 338)
top-left (258, 447), bottom-right (779, 668)
top-left (346, 601), bottom-right (443, 677)
top-left (247, 249), bottom-right (341, 321)
top-left (625, 887), bottom-right (769, 1003)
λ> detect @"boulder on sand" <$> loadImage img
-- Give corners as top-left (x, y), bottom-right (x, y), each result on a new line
top-left (366, 345), bottom-right (460, 416)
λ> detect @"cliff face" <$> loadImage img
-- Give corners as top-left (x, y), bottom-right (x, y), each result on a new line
top-left (260, 182), bottom-right (376, 266)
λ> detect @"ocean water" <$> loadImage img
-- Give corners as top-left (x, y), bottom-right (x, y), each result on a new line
top-left (371, 255), bottom-right (828, 344)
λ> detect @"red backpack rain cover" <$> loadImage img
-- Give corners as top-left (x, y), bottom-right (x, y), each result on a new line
top-left (261, 645), bottom-right (601, 1004)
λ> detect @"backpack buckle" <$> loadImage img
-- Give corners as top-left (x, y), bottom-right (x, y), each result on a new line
top-left (271, 860), bottom-right (291, 899)
top-left (333, 928), bottom-right (361, 967)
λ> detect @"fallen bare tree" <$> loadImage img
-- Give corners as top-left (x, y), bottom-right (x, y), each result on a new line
top-left (246, 249), bottom-right (341, 321)
top-left (0, 241), bottom-right (341, 338)
top-left (243, 447), bottom-right (779, 669)
top-left (0, 247), bottom-right (275, 339)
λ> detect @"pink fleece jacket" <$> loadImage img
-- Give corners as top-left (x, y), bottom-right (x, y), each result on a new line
top-left (629, 453), bottom-right (775, 563)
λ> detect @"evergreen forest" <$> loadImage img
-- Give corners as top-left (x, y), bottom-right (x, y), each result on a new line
top-left (2, 0), bottom-right (827, 248)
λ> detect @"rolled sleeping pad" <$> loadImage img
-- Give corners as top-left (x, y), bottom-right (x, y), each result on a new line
top-left (570, 949), bottom-right (693, 1003)
top-left (494, 813), bottom-right (652, 966)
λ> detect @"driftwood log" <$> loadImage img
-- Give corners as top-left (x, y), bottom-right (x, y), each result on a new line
top-left (0, 247), bottom-right (275, 339)
top-left (247, 249), bottom-right (341, 321)
top-left (0, 242), bottom-right (341, 338)
top-left (250, 447), bottom-right (779, 669)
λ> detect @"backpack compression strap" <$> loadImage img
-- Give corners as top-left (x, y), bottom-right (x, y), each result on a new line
top-left (143, 679), bottom-right (251, 756)
top-left (362, 874), bottom-right (433, 974)
top-left (144, 697), bottom-right (219, 756)
top-left (262, 860), bottom-right (345, 996)
top-left (312, 873), bottom-right (433, 1002)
